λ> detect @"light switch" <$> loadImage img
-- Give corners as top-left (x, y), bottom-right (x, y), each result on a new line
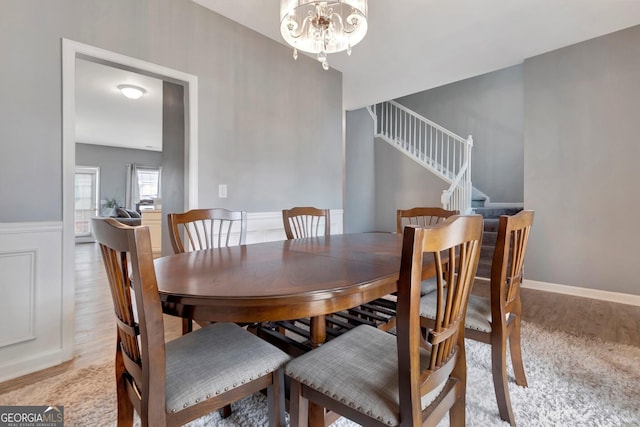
top-left (218, 184), bottom-right (227, 198)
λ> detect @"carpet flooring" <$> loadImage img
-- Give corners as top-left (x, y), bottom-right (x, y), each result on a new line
top-left (1, 322), bottom-right (638, 426)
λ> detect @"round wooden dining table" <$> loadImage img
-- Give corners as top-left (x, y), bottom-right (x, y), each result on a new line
top-left (154, 232), bottom-right (436, 345)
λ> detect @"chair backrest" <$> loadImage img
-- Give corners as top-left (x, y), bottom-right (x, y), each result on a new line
top-left (491, 210), bottom-right (534, 319)
top-left (396, 215), bottom-right (483, 423)
top-left (91, 217), bottom-right (167, 420)
top-left (167, 208), bottom-right (247, 254)
top-left (282, 206), bottom-right (330, 239)
top-left (396, 207), bottom-right (459, 233)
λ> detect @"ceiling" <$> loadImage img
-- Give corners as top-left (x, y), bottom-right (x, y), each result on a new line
top-left (75, 58), bottom-right (163, 152)
top-left (75, 1), bottom-right (640, 151)
top-left (194, 0), bottom-right (640, 110)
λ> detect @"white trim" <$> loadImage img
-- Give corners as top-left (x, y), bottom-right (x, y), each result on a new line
top-left (0, 222), bottom-right (62, 234)
top-left (0, 349), bottom-right (66, 384)
top-left (523, 279), bottom-right (640, 307)
top-left (62, 39), bottom-right (199, 364)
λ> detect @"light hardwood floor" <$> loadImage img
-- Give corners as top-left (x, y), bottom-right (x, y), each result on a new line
top-left (1, 242), bottom-right (638, 394)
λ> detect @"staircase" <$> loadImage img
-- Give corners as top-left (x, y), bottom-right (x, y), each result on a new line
top-left (473, 205), bottom-right (523, 278)
top-left (368, 101), bottom-right (474, 214)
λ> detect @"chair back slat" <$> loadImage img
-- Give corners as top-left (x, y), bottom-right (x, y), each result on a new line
top-left (282, 207), bottom-right (330, 239)
top-left (168, 208), bottom-right (247, 253)
top-left (396, 215), bottom-right (483, 416)
top-left (396, 207), bottom-right (459, 233)
top-left (491, 210), bottom-right (534, 311)
top-left (97, 235), bottom-right (142, 369)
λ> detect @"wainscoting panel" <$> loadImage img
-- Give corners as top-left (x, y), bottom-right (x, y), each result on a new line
top-left (246, 210), bottom-right (343, 244)
top-left (0, 250), bottom-right (35, 347)
top-left (0, 222), bottom-right (64, 382)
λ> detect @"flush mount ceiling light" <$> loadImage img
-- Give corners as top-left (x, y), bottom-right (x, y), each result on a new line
top-left (117, 84), bottom-right (146, 100)
top-left (280, 0), bottom-right (368, 70)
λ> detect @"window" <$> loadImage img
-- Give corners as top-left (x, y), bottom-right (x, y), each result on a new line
top-left (137, 168), bottom-right (160, 200)
top-left (126, 164), bottom-right (162, 209)
top-left (74, 166), bottom-right (100, 237)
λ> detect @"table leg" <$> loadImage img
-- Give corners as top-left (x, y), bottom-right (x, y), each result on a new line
top-left (310, 315), bottom-right (326, 347)
top-left (308, 315), bottom-right (328, 425)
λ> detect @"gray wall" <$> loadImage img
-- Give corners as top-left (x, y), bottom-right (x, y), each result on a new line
top-left (345, 108), bottom-right (447, 233)
top-left (344, 108), bottom-right (375, 233)
top-left (75, 143), bottom-right (163, 208)
top-left (0, 0), bottom-right (342, 223)
top-left (395, 65), bottom-right (524, 203)
top-left (374, 140), bottom-right (447, 232)
top-left (524, 25), bottom-right (640, 295)
top-left (161, 81), bottom-right (185, 256)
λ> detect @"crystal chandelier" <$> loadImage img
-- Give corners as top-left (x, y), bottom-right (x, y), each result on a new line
top-left (280, 1), bottom-right (368, 70)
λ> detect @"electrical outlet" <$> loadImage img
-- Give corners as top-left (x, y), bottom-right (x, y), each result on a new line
top-left (218, 184), bottom-right (227, 198)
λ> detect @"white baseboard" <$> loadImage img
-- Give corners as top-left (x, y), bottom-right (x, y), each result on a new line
top-left (522, 279), bottom-right (640, 307)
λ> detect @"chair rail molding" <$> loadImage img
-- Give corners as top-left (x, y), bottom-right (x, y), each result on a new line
top-left (0, 221), bottom-right (64, 382)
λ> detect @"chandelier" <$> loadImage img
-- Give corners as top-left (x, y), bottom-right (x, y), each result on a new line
top-left (280, 1), bottom-right (368, 70)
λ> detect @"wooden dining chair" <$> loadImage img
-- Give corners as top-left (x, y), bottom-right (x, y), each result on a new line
top-left (167, 208), bottom-right (247, 334)
top-left (91, 218), bottom-right (290, 427)
top-left (167, 208), bottom-right (247, 253)
top-left (420, 210), bottom-right (534, 426)
top-left (285, 215), bottom-right (483, 427)
top-left (282, 206), bottom-right (330, 239)
top-left (349, 207), bottom-right (461, 332)
top-left (396, 206), bottom-right (459, 233)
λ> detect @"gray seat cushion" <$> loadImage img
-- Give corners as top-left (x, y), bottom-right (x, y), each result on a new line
top-left (164, 322), bottom-right (291, 413)
top-left (420, 277), bottom-right (438, 295)
top-left (420, 291), bottom-right (492, 333)
top-left (285, 325), bottom-right (445, 426)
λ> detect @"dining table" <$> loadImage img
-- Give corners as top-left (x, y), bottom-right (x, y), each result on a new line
top-left (154, 231), bottom-right (439, 424)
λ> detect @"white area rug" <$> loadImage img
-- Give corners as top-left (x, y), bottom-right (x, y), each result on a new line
top-left (1, 322), bottom-right (639, 426)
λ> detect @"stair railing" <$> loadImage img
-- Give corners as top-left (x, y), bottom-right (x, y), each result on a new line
top-left (369, 100), bottom-right (473, 214)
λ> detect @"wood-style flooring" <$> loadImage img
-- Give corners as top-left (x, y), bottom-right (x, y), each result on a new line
top-left (1, 242), bottom-right (638, 394)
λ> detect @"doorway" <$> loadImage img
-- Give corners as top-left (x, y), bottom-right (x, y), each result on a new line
top-left (61, 39), bottom-right (199, 362)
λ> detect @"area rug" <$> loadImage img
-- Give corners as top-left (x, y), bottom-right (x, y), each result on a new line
top-left (1, 322), bottom-right (639, 426)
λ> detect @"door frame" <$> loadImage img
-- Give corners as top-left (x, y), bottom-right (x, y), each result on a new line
top-left (61, 39), bottom-right (199, 360)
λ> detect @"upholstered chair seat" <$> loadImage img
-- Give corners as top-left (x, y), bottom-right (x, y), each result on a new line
top-left (285, 324), bottom-right (446, 426)
top-left (165, 322), bottom-right (291, 414)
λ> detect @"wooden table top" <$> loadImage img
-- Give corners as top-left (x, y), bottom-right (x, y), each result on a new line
top-left (155, 232), bottom-right (414, 323)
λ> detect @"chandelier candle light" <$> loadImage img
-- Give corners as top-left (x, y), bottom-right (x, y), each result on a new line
top-left (280, 0), bottom-right (368, 70)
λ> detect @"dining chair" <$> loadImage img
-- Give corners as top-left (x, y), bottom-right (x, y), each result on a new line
top-left (350, 207), bottom-right (461, 332)
top-left (167, 208), bottom-right (247, 334)
top-left (420, 210), bottom-right (534, 426)
top-left (167, 208), bottom-right (247, 253)
top-left (396, 206), bottom-right (459, 233)
top-left (282, 206), bottom-right (330, 239)
top-left (91, 218), bottom-right (290, 427)
top-left (285, 215), bottom-right (483, 427)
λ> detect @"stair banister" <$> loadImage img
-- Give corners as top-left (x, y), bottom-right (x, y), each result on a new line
top-left (371, 101), bottom-right (474, 214)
